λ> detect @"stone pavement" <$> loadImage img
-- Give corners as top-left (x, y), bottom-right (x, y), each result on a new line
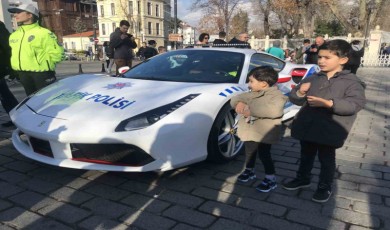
top-left (0, 67), bottom-right (389, 229)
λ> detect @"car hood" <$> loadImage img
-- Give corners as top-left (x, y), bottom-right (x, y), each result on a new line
top-left (23, 74), bottom-right (232, 120)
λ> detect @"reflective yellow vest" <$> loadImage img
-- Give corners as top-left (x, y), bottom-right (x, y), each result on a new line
top-left (9, 22), bottom-right (64, 72)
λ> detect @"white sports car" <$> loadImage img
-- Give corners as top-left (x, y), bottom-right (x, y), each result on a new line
top-left (10, 48), bottom-right (319, 172)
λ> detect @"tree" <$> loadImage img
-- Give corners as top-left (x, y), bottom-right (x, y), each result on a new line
top-left (71, 17), bottom-right (88, 51)
top-left (118, 0), bottom-right (137, 36)
top-left (230, 10), bottom-right (249, 38)
top-left (191, 0), bottom-right (240, 38)
top-left (315, 19), bottom-right (345, 36)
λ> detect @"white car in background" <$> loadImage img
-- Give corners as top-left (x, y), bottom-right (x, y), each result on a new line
top-left (10, 48), bottom-right (319, 172)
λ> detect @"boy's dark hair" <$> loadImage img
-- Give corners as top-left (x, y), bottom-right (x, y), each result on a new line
top-left (318, 39), bottom-right (351, 58)
top-left (219, 31), bottom-right (226, 38)
top-left (120, 20), bottom-right (130, 27)
top-left (248, 66), bottom-right (278, 86)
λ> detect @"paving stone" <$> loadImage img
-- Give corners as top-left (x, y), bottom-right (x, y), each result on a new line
top-left (354, 201), bottom-right (390, 218)
top-left (384, 173), bottom-right (390, 180)
top-left (78, 216), bottom-right (130, 230)
top-left (236, 197), bottom-right (287, 217)
top-left (3, 160), bottom-right (39, 173)
top-left (157, 190), bottom-right (204, 208)
top-left (335, 188), bottom-right (382, 204)
top-left (38, 202), bottom-right (91, 224)
top-left (362, 164), bottom-right (390, 173)
top-left (0, 207), bottom-right (43, 229)
top-left (49, 186), bottom-right (94, 205)
top-left (28, 167), bottom-right (75, 181)
top-left (64, 177), bottom-right (93, 190)
top-left (286, 209), bottom-right (346, 229)
top-left (336, 154), bottom-right (385, 165)
top-left (213, 171), bottom-right (242, 184)
top-left (121, 210), bottom-right (176, 230)
top-left (0, 155), bottom-right (14, 165)
top-left (267, 193), bottom-right (322, 213)
top-left (338, 165), bottom-right (383, 179)
top-left (83, 183), bottom-right (129, 201)
top-left (0, 170), bottom-right (29, 184)
top-left (19, 177), bottom-right (61, 194)
top-left (340, 174), bottom-right (390, 189)
top-left (198, 200), bottom-right (251, 222)
top-left (163, 205), bottom-right (215, 228)
top-left (322, 206), bottom-right (380, 228)
top-left (220, 183), bottom-right (270, 200)
top-left (251, 212), bottom-right (311, 230)
top-left (386, 197), bottom-right (390, 207)
top-left (81, 197), bottom-right (133, 219)
top-left (0, 223), bottom-right (15, 230)
top-left (0, 181), bottom-right (24, 198)
top-left (191, 187), bottom-right (238, 205)
top-left (349, 225), bottom-right (373, 230)
top-left (334, 179), bottom-right (359, 190)
top-left (8, 191), bottom-right (56, 211)
top-left (120, 193), bottom-right (171, 213)
top-left (26, 218), bottom-right (73, 230)
top-left (358, 184), bottom-right (390, 196)
top-left (171, 223), bottom-right (202, 230)
top-left (0, 199), bottom-right (12, 211)
top-left (119, 180), bottom-right (164, 197)
top-left (209, 218), bottom-right (258, 230)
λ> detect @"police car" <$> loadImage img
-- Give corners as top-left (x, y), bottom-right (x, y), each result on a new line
top-left (10, 48), bottom-right (319, 172)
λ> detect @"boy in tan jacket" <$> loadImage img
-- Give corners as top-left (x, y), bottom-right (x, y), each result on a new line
top-left (231, 66), bottom-right (287, 192)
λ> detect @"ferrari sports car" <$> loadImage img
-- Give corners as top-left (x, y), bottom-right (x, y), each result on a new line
top-left (10, 48), bottom-right (319, 172)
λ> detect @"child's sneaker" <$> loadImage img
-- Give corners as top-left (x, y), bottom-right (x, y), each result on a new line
top-left (237, 169), bottom-right (256, 182)
top-left (256, 178), bottom-right (277, 192)
top-left (312, 183), bottom-right (332, 203)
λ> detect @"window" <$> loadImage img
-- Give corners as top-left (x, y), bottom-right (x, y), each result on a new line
top-left (102, 24), bottom-right (106, 35)
top-left (155, 4), bottom-right (159, 17)
top-left (156, 23), bottom-right (160, 35)
top-left (111, 3), bottom-right (115, 15)
top-left (112, 22), bottom-right (116, 32)
top-left (71, 41), bottom-right (76, 50)
top-left (147, 2), bottom-right (151, 15)
top-left (148, 22), bottom-right (152, 34)
top-left (138, 22), bottom-right (142, 32)
top-left (100, 5), bottom-right (104, 16)
top-left (137, 1), bottom-right (140, 13)
top-left (248, 53), bottom-right (285, 82)
top-left (128, 1), bottom-right (133, 15)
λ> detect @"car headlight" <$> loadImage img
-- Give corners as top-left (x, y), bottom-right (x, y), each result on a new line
top-left (115, 94), bottom-right (200, 132)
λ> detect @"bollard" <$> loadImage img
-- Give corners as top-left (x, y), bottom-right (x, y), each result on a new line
top-left (101, 63), bottom-right (106, 72)
top-left (78, 63), bottom-right (83, 74)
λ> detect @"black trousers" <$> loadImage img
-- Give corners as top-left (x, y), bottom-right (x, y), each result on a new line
top-left (17, 71), bottom-right (56, 96)
top-left (297, 141), bottom-right (336, 186)
top-left (244, 141), bottom-right (275, 175)
top-left (0, 77), bottom-right (18, 114)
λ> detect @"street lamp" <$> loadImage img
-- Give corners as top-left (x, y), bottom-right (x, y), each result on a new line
top-left (363, 0), bottom-right (376, 48)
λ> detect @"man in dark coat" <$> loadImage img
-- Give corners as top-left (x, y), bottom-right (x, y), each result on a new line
top-left (344, 40), bottom-right (364, 74)
top-left (228, 32), bottom-right (251, 48)
top-left (305, 36), bottom-right (325, 64)
top-left (109, 20), bottom-right (137, 74)
top-left (212, 31), bottom-right (227, 47)
top-left (0, 21), bottom-right (19, 127)
top-left (143, 40), bottom-right (158, 59)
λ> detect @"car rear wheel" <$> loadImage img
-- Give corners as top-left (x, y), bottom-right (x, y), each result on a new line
top-left (207, 104), bottom-right (244, 162)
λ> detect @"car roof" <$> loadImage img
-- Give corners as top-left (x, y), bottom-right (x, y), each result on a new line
top-left (173, 47), bottom-right (258, 55)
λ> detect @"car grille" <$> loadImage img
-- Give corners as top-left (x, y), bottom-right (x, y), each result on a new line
top-left (29, 136), bottom-right (54, 158)
top-left (70, 143), bottom-right (155, 166)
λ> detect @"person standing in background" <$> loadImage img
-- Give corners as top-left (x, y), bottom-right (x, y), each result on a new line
top-left (143, 40), bottom-right (158, 59)
top-left (197, 33), bottom-right (210, 46)
top-left (229, 32), bottom-right (251, 48)
top-left (109, 20), bottom-right (137, 74)
top-left (344, 40), bottom-right (364, 74)
top-left (213, 31), bottom-right (227, 46)
top-left (305, 36), bottom-right (325, 64)
top-left (8, 3), bottom-right (64, 96)
top-left (0, 21), bottom-right (19, 127)
top-left (295, 39), bottom-right (311, 64)
top-left (266, 40), bottom-right (285, 59)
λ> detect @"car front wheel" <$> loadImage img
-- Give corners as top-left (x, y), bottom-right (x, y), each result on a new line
top-left (207, 104), bottom-right (243, 162)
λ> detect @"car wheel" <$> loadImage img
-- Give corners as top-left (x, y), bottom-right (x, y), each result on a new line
top-left (207, 103), bottom-right (244, 162)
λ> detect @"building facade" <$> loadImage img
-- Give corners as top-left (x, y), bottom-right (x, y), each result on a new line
top-left (97, 0), bottom-right (171, 49)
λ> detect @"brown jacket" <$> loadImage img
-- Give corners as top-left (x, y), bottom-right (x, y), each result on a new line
top-left (230, 86), bottom-right (287, 143)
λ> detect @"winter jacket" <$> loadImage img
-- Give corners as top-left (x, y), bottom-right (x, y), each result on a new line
top-left (230, 86), bottom-right (287, 143)
top-left (0, 21), bottom-right (12, 78)
top-left (109, 28), bottom-right (137, 60)
top-left (212, 39), bottom-right (227, 47)
top-left (305, 44), bottom-right (319, 64)
top-left (266, 47), bottom-right (285, 59)
top-left (143, 46), bottom-right (158, 59)
top-left (9, 22), bottom-right (63, 72)
top-left (347, 45), bottom-right (364, 66)
top-left (289, 71), bottom-right (366, 148)
top-left (228, 37), bottom-right (251, 49)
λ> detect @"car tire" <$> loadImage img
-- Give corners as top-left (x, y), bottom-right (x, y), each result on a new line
top-left (207, 103), bottom-right (244, 162)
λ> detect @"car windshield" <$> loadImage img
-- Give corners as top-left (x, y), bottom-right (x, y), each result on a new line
top-left (123, 50), bottom-right (245, 83)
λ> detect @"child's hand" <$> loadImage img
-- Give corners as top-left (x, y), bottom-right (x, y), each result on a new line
top-left (235, 102), bottom-right (247, 114)
top-left (298, 82), bottom-right (311, 96)
top-left (242, 105), bottom-right (251, 117)
top-left (307, 96), bottom-right (333, 108)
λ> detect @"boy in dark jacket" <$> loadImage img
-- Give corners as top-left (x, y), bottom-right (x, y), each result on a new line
top-left (282, 39), bottom-right (366, 203)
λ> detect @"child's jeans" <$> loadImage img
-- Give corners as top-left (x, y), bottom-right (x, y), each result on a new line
top-left (244, 141), bottom-right (275, 175)
top-left (297, 141), bottom-right (336, 186)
